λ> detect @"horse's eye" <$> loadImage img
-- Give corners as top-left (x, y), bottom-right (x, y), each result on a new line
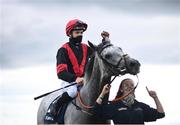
top-left (105, 54), bottom-right (112, 59)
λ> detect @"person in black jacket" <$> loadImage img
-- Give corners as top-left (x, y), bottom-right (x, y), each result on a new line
top-left (94, 78), bottom-right (165, 124)
top-left (44, 19), bottom-right (110, 123)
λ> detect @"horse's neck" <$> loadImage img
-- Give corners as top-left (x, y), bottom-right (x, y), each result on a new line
top-left (80, 56), bottom-right (101, 105)
top-left (79, 55), bottom-right (110, 106)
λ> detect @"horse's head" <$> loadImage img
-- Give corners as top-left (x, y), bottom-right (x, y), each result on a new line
top-left (88, 38), bottom-right (140, 78)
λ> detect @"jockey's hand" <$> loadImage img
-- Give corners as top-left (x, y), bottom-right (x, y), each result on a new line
top-left (101, 84), bottom-right (111, 96)
top-left (101, 31), bottom-right (110, 38)
top-left (75, 77), bottom-right (84, 85)
top-left (146, 86), bottom-right (158, 99)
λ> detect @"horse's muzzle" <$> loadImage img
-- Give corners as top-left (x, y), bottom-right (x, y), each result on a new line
top-left (121, 58), bottom-right (140, 75)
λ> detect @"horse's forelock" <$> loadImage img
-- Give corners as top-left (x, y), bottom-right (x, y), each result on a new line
top-left (97, 41), bottom-right (110, 48)
top-left (97, 41), bottom-right (112, 54)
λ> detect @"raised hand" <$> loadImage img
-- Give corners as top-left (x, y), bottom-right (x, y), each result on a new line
top-left (146, 86), bottom-right (157, 99)
top-left (101, 31), bottom-right (110, 38)
top-left (101, 84), bottom-right (111, 95)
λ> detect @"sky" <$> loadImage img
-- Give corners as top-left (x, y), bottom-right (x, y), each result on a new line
top-left (0, 0), bottom-right (180, 125)
top-left (1, 0), bottom-right (180, 69)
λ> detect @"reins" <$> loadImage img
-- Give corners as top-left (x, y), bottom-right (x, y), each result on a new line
top-left (76, 75), bottom-right (139, 110)
top-left (76, 74), bottom-right (119, 109)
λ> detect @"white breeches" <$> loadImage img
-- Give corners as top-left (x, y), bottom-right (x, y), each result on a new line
top-left (60, 80), bottom-right (78, 98)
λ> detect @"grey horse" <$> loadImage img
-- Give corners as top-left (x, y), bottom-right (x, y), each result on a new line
top-left (37, 39), bottom-right (140, 124)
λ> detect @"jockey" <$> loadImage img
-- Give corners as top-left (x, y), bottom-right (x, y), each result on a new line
top-left (44, 19), bottom-right (93, 122)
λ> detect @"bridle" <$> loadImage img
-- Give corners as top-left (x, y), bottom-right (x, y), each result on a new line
top-left (97, 43), bottom-right (129, 76)
top-left (72, 42), bottom-right (139, 115)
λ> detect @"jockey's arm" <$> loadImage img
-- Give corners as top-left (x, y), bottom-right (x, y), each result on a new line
top-left (56, 48), bottom-right (77, 83)
top-left (57, 70), bottom-right (77, 83)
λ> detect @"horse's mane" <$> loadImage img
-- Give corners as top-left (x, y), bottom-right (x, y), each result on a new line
top-left (84, 53), bottom-right (95, 83)
top-left (84, 41), bottom-right (111, 83)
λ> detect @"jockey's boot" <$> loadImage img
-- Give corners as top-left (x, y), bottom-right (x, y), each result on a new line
top-left (44, 92), bottom-right (73, 123)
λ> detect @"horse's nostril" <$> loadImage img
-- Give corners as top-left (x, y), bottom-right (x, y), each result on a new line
top-left (130, 62), bottom-right (136, 67)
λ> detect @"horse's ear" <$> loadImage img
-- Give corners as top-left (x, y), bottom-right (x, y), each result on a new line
top-left (102, 37), bottom-right (111, 43)
top-left (88, 40), bottom-right (97, 51)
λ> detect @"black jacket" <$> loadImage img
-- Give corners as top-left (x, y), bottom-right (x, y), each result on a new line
top-left (94, 100), bottom-right (165, 124)
top-left (56, 40), bottom-right (92, 83)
